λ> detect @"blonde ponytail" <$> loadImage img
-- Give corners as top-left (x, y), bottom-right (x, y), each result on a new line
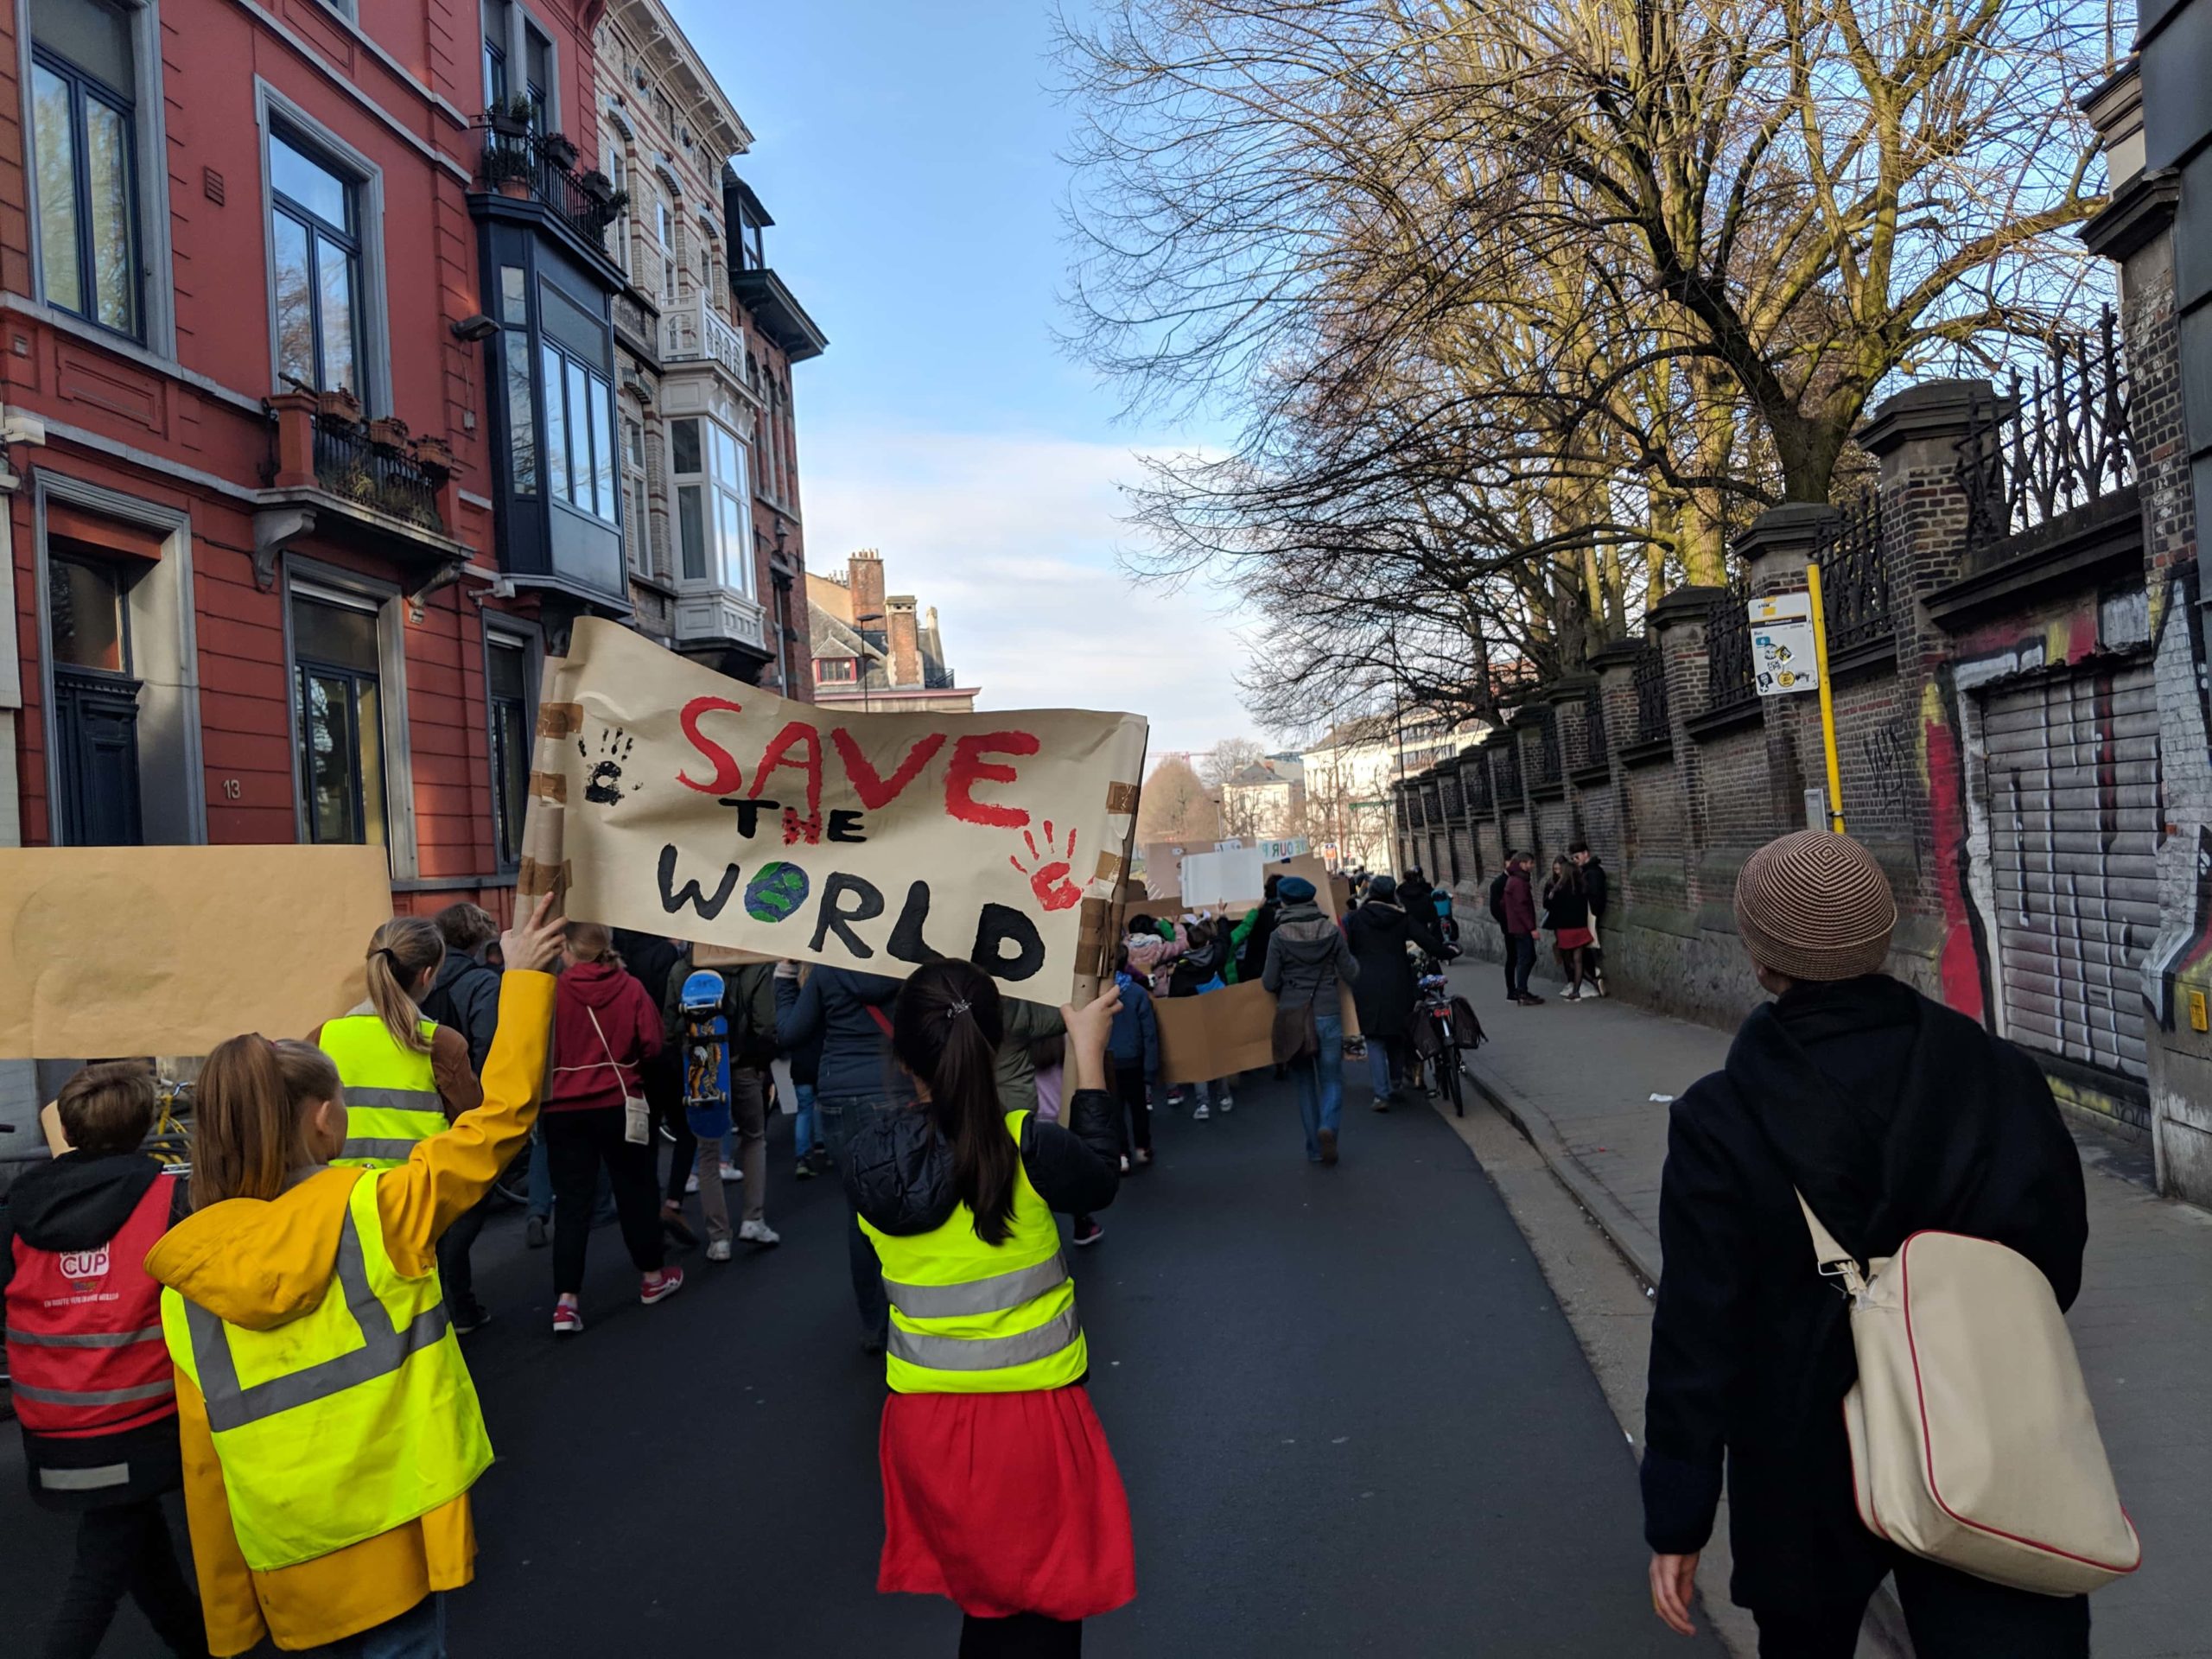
top-left (365, 916), bottom-right (443, 1053)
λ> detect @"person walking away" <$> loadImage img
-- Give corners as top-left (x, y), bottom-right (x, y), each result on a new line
top-left (1104, 944), bottom-right (1160, 1174)
top-left (1262, 874), bottom-right (1358, 1165)
top-left (715, 959), bottom-right (782, 1252)
top-left (316, 918), bottom-right (482, 1171)
top-left (1502, 855), bottom-right (1542, 1006)
top-left (3, 1064), bottom-right (207, 1659)
top-left (418, 904), bottom-right (505, 1332)
top-left (1541, 858), bottom-right (1594, 1000)
top-left (1642, 832), bottom-right (2090, 1656)
top-left (1235, 873), bottom-right (1282, 988)
top-left (615, 929), bottom-right (700, 1251)
top-left (788, 991), bottom-right (828, 1179)
top-left (777, 961), bottom-right (912, 1351)
top-left (1571, 841), bottom-right (1609, 995)
top-left (849, 961), bottom-right (1133, 1656)
top-left (543, 923), bottom-right (681, 1333)
top-left (147, 897), bottom-right (567, 1656)
top-left (1344, 874), bottom-right (1452, 1108)
top-left (1486, 857), bottom-right (1518, 1003)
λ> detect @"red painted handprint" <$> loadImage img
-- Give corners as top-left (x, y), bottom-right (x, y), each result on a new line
top-left (1010, 821), bottom-right (1084, 912)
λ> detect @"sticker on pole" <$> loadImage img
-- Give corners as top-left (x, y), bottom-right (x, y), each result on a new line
top-left (1749, 593), bottom-right (1820, 696)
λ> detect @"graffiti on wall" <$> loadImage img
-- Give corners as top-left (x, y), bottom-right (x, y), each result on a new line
top-left (2139, 564), bottom-right (2212, 1031)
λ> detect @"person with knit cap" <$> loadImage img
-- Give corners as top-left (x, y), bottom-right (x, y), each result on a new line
top-left (1641, 830), bottom-right (2090, 1657)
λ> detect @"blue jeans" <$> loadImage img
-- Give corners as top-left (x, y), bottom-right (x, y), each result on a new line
top-left (791, 1081), bottom-right (821, 1163)
top-left (308, 1593), bottom-right (444, 1657)
top-left (1509, 933), bottom-right (1537, 997)
top-left (1293, 1011), bottom-right (1344, 1159)
top-left (1365, 1034), bottom-right (1400, 1099)
top-left (817, 1091), bottom-right (911, 1341)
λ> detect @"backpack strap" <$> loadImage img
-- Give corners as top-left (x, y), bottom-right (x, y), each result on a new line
top-left (1796, 1189), bottom-right (1867, 1300)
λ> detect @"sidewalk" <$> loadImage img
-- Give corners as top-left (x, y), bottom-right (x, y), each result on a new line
top-left (1445, 957), bottom-right (2212, 1659)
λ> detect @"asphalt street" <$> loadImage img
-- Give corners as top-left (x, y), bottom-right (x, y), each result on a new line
top-left (3, 1070), bottom-right (1719, 1657)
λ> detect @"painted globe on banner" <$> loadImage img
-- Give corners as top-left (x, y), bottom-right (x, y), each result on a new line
top-left (745, 861), bottom-right (811, 925)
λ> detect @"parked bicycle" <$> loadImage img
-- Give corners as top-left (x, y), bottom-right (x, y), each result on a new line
top-left (1408, 953), bottom-right (1485, 1116)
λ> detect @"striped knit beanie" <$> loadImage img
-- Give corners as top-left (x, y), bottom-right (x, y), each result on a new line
top-left (1732, 830), bottom-right (1897, 982)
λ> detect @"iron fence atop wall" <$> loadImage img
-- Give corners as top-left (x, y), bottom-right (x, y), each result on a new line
top-left (1814, 487), bottom-right (1892, 655)
top-left (1633, 637), bottom-right (1669, 745)
top-left (1491, 738), bottom-right (1523, 805)
top-left (1462, 753), bottom-right (1493, 814)
top-left (1529, 708), bottom-right (1562, 787)
top-left (1957, 307), bottom-right (2134, 547)
top-left (1706, 576), bottom-right (1757, 715)
top-left (1568, 691), bottom-right (1608, 771)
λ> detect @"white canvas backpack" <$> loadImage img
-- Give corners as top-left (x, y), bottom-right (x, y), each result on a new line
top-left (1798, 1194), bottom-right (2140, 1596)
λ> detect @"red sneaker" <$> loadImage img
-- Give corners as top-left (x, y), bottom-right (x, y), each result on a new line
top-left (640, 1267), bottom-right (685, 1306)
top-left (552, 1301), bottom-right (583, 1336)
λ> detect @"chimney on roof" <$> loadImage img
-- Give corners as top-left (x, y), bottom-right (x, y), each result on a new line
top-left (887, 595), bottom-right (921, 688)
top-left (849, 550), bottom-right (886, 626)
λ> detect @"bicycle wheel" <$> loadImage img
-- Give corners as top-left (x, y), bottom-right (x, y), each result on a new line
top-left (1442, 1052), bottom-right (1464, 1116)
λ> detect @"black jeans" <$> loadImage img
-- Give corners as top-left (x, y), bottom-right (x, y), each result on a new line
top-left (1753, 1554), bottom-right (2088, 1658)
top-left (958, 1612), bottom-right (1081, 1658)
top-left (1508, 934), bottom-right (1537, 996)
top-left (646, 1052), bottom-right (693, 1205)
top-left (42, 1497), bottom-right (206, 1659)
top-left (1112, 1065), bottom-right (1150, 1153)
top-left (543, 1105), bottom-right (666, 1295)
top-left (435, 1192), bottom-right (491, 1319)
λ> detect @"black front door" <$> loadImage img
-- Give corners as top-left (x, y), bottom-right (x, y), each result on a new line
top-left (52, 664), bottom-right (143, 845)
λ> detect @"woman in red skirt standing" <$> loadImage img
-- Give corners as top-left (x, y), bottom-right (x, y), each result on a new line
top-left (847, 958), bottom-right (1134, 1657)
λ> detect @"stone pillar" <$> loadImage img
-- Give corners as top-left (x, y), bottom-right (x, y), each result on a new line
top-left (269, 391), bottom-right (319, 490)
top-left (1586, 639), bottom-right (1643, 874)
top-left (1647, 582), bottom-right (1724, 886)
top-left (2087, 60), bottom-right (2212, 1203)
top-left (1736, 505), bottom-right (1839, 834)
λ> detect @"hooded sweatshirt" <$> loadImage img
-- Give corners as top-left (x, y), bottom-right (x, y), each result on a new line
top-left (1261, 901), bottom-right (1359, 1009)
top-left (145, 973), bottom-right (554, 1656)
top-left (545, 959), bottom-right (663, 1112)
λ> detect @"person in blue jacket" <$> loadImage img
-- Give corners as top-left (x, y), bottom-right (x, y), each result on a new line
top-left (1106, 944), bottom-right (1160, 1171)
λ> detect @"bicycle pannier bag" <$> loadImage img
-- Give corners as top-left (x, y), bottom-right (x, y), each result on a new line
top-left (1797, 1193), bottom-right (2139, 1595)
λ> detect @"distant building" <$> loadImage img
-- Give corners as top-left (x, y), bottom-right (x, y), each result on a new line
top-left (807, 550), bottom-right (978, 713)
top-left (1301, 710), bottom-right (1485, 873)
top-left (1219, 754), bottom-right (1306, 841)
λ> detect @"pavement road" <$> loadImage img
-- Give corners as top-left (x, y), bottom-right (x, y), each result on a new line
top-left (3, 1071), bottom-right (1719, 1657)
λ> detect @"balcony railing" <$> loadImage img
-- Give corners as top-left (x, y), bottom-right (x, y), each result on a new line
top-left (475, 124), bottom-right (614, 253)
top-left (310, 418), bottom-right (440, 529)
top-left (1957, 306), bottom-right (2134, 548)
top-left (1707, 577), bottom-right (1757, 716)
top-left (661, 296), bottom-right (752, 391)
top-left (1814, 487), bottom-right (1892, 656)
top-left (1634, 635), bottom-right (1670, 744)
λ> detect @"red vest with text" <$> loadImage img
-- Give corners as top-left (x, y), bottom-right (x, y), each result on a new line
top-left (5, 1174), bottom-right (179, 1437)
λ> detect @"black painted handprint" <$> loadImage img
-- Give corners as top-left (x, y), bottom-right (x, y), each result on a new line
top-left (580, 726), bottom-right (639, 807)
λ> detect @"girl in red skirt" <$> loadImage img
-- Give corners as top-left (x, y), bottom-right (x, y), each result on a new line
top-left (846, 959), bottom-right (1135, 1658)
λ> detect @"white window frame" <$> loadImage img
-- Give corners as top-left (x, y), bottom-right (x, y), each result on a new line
top-left (15, 0), bottom-right (178, 358)
top-left (668, 415), bottom-right (753, 600)
top-left (255, 79), bottom-right (392, 416)
top-left (620, 412), bottom-right (651, 578)
top-left (600, 111), bottom-right (632, 283)
top-left (281, 559), bottom-right (417, 876)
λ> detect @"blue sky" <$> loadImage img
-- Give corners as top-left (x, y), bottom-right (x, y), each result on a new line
top-left (671, 0), bottom-right (1253, 756)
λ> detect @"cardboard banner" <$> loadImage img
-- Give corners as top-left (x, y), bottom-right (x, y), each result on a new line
top-left (525, 620), bottom-right (1148, 1001)
top-left (0, 845), bottom-right (395, 1058)
top-left (1154, 981), bottom-right (1277, 1085)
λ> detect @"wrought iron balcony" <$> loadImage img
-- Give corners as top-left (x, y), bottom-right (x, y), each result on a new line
top-left (308, 416), bottom-right (440, 530)
top-left (1813, 488), bottom-right (1892, 656)
top-left (1957, 306), bottom-right (2134, 548)
top-left (661, 296), bottom-right (753, 392)
top-left (1706, 577), bottom-right (1757, 716)
top-left (474, 123), bottom-right (616, 254)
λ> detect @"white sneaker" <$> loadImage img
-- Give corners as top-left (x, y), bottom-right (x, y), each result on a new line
top-left (1119, 1154), bottom-right (1131, 1173)
top-left (706, 1238), bottom-right (732, 1262)
top-left (684, 1173), bottom-right (700, 1194)
top-left (1193, 1103), bottom-right (1211, 1121)
top-left (739, 1218), bottom-right (781, 1247)
top-left (720, 1163), bottom-right (743, 1183)
top-left (1219, 1092), bottom-right (1236, 1112)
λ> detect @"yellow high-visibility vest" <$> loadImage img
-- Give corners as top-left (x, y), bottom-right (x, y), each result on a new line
top-left (319, 1013), bottom-right (445, 1168)
top-left (159, 1171), bottom-right (493, 1572)
top-left (861, 1109), bottom-right (1088, 1395)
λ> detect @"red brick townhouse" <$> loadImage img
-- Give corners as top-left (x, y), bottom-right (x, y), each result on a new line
top-left (0, 0), bottom-right (811, 924)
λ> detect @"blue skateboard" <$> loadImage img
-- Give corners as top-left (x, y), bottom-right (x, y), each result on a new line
top-left (680, 969), bottom-right (733, 1140)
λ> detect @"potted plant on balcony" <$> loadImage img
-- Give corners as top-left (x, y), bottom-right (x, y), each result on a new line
top-left (542, 130), bottom-right (581, 170)
top-left (367, 415), bottom-right (410, 451)
top-left (576, 170), bottom-right (630, 235)
top-left (317, 385), bottom-right (364, 426)
top-left (486, 93), bottom-right (534, 138)
top-left (481, 139), bottom-right (534, 199)
top-left (410, 434), bottom-right (457, 476)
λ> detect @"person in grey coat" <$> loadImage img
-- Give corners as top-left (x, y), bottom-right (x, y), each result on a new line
top-left (1262, 875), bottom-right (1359, 1164)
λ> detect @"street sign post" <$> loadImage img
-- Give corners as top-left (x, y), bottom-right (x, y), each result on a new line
top-left (1745, 580), bottom-right (1847, 833)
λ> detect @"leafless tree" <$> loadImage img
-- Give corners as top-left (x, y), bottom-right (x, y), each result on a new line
top-left (1135, 754), bottom-right (1224, 842)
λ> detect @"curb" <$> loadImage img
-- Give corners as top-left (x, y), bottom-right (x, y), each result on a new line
top-left (1457, 1050), bottom-right (1916, 1658)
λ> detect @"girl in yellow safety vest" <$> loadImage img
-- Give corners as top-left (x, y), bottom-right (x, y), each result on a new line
top-left (846, 959), bottom-right (1135, 1659)
top-left (145, 896), bottom-right (566, 1658)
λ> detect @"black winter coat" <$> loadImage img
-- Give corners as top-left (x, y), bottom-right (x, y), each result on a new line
top-left (1641, 975), bottom-right (2087, 1610)
top-left (845, 1090), bottom-right (1122, 1235)
top-left (421, 950), bottom-right (501, 1076)
top-left (1344, 901), bottom-right (1448, 1039)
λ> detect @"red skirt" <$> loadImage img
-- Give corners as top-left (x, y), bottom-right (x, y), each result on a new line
top-left (1553, 926), bottom-right (1594, 950)
top-left (879, 1386), bottom-right (1135, 1621)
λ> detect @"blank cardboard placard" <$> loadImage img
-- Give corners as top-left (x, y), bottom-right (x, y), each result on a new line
top-left (1154, 981), bottom-right (1277, 1085)
top-left (1176, 847), bottom-right (1266, 909)
top-left (0, 846), bottom-right (395, 1059)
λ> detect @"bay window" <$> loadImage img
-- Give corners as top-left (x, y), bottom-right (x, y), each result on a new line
top-left (669, 416), bottom-right (753, 596)
top-left (537, 278), bottom-right (617, 524)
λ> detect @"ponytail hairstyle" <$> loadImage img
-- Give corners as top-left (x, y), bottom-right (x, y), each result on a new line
top-left (192, 1037), bottom-right (342, 1209)
top-left (562, 921), bottom-right (620, 968)
top-left (891, 960), bottom-right (1017, 1245)
top-left (365, 916), bottom-right (443, 1053)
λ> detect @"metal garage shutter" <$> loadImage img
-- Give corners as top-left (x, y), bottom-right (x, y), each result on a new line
top-left (1978, 664), bottom-right (2159, 1079)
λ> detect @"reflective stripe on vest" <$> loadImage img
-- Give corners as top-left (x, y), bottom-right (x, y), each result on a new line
top-left (4, 1174), bottom-right (180, 1435)
top-left (160, 1172), bottom-right (493, 1572)
top-left (318, 1016), bottom-right (446, 1168)
top-left (861, 1110), bottom-right (1088, 1395)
